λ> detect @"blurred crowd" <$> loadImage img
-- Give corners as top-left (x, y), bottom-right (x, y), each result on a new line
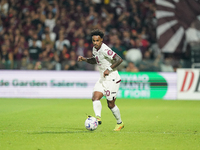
top-left (0, 0), bottom-right (188, 72)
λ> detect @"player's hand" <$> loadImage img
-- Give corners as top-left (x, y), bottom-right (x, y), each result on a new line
top-left (77, 56), bottom-right (86, 61)
top-left (104, 69), bottom-right (110, 77)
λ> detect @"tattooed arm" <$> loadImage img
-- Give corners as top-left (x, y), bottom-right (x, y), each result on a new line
top-left (104, 54), bottom-right (123, 77)
top-left (110, 54), bottom-right (123, 69)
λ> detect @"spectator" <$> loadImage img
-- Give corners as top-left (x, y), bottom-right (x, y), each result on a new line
top-left (20, 48), bottom-right (29, 69)
top-left (137, 33), bottom-right (149, 50)
top-left (138, 50), bottom-right (160, 72)
top-left (160, 57), bottom-right (174, 72)
top-left (111, 37), bottom-right (126, 59)
top-left (40, 43), bottom-right (55, 70)
top-left (44, 1), bottom-right (59, 32)
top-left (13, 35), bottom-right (28, 65)
top-left (74, 38), bottom-right (87, 57)
top-left (42, 32), bottom-right (54, 50)
top-left (58, 7), bottom-right (69, 27)
top-left (53, 19), bottom-right (61, 36)
top-left (25, 29), bottom-right (34, 42)
top-left (0, 0), bottom-right (9, 18)
top-left (23, 18), bottom-right (35, 37)
top-left (4, 38), bottom-right (12, 52)
top-left (0, 44), bottom-right (13, 69)
top-left (33, 61), bottom-right (42, 70)
top-left (36, 23), bottom-right (44, 38)
top-left (135, 38), bottom-right (147, 57)
top-left (31, 12), bottom-right (41, 27)
top-left (62, 50), bottom-right (79, 70)
top-left (42, 26), bottom-right (56, 43)
top-left (46, 1), bottom-right (57, 15)
top-left (28, 39), bottom-right (42, 62)
top-left (0, 19), bottom-right (5, 38)
top-left (126, 62), bottom-right (139, 72)
top-left (73, 27), bottom-right (85, 39)
top-left (45, 12), bottom-right (56, 32)
top-left (59, 44), bottom-right (70, 68)
top-left (9, 16), bottom-right (20, 32)
top-left (22, 0), bottom-right (34, 14)
top-left (55, 33), bottom-right (70, 52)
top-left (68, 50), bottom-right (79, 70)
top-left (29, 33), bottom-right (42, 48)
top-left (72, 4), bottom-right (85, 21)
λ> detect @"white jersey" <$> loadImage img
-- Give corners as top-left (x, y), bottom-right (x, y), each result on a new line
top-left (92, 43), bottom-right (121, 81)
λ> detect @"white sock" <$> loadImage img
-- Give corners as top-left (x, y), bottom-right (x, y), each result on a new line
top-left (93, 100), bottom-right (102, 118)
top-left (111, 105), bottom-right (122, 124)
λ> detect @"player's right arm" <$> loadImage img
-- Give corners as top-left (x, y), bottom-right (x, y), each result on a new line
top-left (77, 56), bottom-right (97, 64)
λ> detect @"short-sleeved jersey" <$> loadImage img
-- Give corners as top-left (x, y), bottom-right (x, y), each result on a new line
top-left (92, 43), bottom-right (120, 81)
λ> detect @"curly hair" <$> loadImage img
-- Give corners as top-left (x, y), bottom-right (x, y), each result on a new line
top-left (90, 29), bottom-right (104, 38)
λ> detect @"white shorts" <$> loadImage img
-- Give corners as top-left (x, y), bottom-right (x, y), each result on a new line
top-left (93, 76), bottom-right (121, 101)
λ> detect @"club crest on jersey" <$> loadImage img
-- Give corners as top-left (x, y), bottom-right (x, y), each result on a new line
top-left (107, 50), bottom-right (113, 56)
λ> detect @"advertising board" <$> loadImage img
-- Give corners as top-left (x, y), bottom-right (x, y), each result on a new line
top-left (177, 69), bottom-right (200, 100)
top-left (0, 71), bottom-right (177, 99)
top-left (118, 72), bottom-right (177, 99)
top-left (0, 71), bottom-right (98, 98)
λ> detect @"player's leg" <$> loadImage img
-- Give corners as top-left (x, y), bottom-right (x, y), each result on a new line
top-left (92, 79), bottom-right (104, 125)
top-left (105, 78), bottom-right (124, 131)
top-left (107, 99), bottom-right (122, 123)
top-left (107, 99), bottom-right (124, 131)
top-left (92, 91), bottom-right (103, 125)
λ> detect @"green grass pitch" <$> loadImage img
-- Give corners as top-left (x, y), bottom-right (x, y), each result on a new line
top-left (0, 98), bottom-right (199, 150)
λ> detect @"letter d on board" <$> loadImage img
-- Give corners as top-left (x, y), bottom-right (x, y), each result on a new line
top-left (194, 72), bottom-right (200, 92)
top-left (180, 71), bottom-right (194, 92)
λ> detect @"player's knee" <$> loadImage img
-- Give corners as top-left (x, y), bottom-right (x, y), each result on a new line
top-left (107, 102), bottom-right (115, 109)
top-left (92, 98), bottom-right (97, 101)
top-left (92, 92), bottom-right (103, 101)
top-left (92, 97), bottom-right (100, 101)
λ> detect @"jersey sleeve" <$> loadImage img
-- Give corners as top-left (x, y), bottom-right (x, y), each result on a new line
top-left (102, 48), bottom-right (116, 60)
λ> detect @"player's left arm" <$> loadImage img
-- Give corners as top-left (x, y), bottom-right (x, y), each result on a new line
top-left (110, 54), bottom-right (123, 69)
top-left (104, 54), bottom-right (123, 77)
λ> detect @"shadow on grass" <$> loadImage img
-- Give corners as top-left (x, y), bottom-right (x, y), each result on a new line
top-left (29, 127), bottom-right (93, 134)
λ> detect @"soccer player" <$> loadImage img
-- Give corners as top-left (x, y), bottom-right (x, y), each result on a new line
top-left (77, 29), bottom-right (124, 131)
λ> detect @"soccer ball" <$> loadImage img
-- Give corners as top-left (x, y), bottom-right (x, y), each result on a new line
top-left (85, 116), bottom-right (98, 131)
